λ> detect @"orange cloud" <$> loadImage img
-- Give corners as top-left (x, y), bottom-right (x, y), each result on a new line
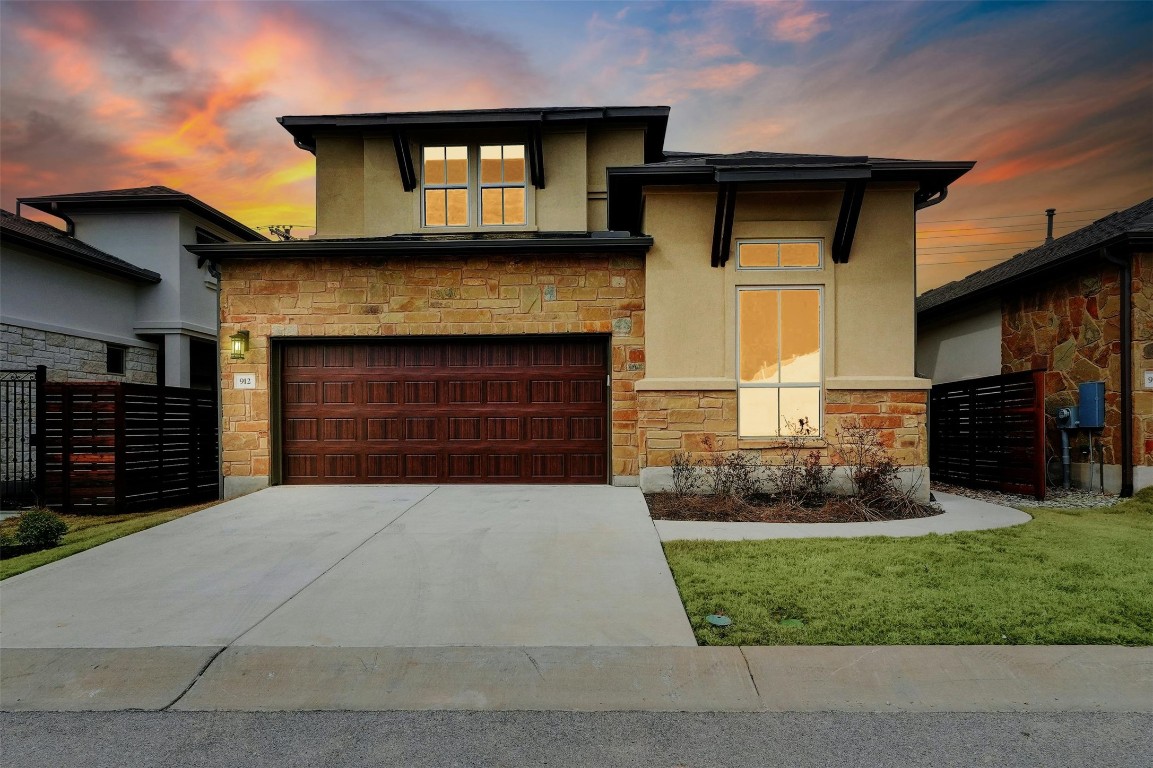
top-left (753, 1), bottom-right (830, 43)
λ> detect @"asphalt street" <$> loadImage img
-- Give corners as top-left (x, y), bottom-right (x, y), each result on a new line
top-left (3, 711), bottom-right (1151, 768)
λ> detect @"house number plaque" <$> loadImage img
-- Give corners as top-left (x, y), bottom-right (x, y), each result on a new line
top-left (1144, 371), bottom-right (1153, 389)
top-left (234, 373), bottom-right (257, 390)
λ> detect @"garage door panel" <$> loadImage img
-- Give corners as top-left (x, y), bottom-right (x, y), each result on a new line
top-left (281, 337), bottom-right (609, 484)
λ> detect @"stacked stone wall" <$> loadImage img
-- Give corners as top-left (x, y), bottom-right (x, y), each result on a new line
top-left (219, 254), bottom-right (645, 482)
top-left (1001, 257), bottom-right (1153, 470)
top-left (636, 389), bottom-right (927, 469)
top-left (1132, 253), bottom-right (1153, 470)
top-left (0, 323), bottom-right (155, 384)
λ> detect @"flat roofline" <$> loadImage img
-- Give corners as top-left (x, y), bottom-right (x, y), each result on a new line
top-left (187, 232), bottom-right (654, 260)
top-left (279, 106), bottom-right (670, 163)
top-left (18, 190), bottom-right (267, 243)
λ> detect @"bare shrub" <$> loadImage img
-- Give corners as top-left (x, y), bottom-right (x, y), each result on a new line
top-left (670, 451), bottom-right (703, 497)
top-left (699, 435), bottom-right (762, 500)
top-left (765, 419), bottom-right (836, 507)
top-left (834, 418), bottom-right (930, 516)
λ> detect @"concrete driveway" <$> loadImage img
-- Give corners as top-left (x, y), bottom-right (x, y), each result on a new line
top-left (0, 485), bottom-right (695, 648)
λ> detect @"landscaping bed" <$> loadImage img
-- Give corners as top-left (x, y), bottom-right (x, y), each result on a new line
top-left (646, 492), bottom-right (942, 523)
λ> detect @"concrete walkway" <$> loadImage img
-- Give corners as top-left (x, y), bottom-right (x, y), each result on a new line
top-left (656, 491), bottom-right (1032, 541)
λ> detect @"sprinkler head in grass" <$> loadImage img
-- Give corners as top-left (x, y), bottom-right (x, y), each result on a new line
top-left (706, 613), bottom-right (732, 627)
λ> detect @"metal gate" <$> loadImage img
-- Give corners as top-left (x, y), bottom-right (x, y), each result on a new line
top-left (1, 366), bottom-right (45, 508)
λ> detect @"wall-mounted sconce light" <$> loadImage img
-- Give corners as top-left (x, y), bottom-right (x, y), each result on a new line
top-left (229, 330), bottom-right (250, 360)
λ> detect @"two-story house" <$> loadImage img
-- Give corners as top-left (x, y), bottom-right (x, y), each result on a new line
top-left (189, 106), bottom-right (973, 499)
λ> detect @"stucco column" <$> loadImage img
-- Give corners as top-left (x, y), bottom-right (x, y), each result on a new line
top-left (163, 333), bottom-right (190, 388)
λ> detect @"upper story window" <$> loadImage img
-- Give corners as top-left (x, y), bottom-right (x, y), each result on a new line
top-left (423, 146), bottom-right (469, 227)
top-left (737, 240), bottom-right (822, 270)
top-left (422, 144), bottom-right (527, 228)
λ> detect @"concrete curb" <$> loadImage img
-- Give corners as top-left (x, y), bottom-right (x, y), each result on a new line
top-left (0, 647), bottom-right (222, 712)
top-left (656, 491), bottom-right (1033, 541)
top-left (3, 645), bottom-right (1149, 713)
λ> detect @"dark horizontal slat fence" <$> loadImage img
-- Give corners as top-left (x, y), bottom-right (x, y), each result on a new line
top-left (42, 383), bottom-right (218, 514)
top-left (929, 370), bottom-right (1046, 500)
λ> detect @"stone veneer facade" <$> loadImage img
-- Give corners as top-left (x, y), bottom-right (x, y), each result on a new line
top-left (219, 254), bottom-right (645, 485)
top-left (0, 323), bottom-right (156, 384)
top-left (1001, 253), bottom-right (1153, 476)
top-left (637, 389), bottom-right (927, 470)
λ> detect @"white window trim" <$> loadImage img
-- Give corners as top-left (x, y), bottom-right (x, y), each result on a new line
top-left (420, 144), bottom-right (531, 231)
top-left (736, 239), bottom-right (824, 271)
top-left (735, 285), bottom-right (824, 438)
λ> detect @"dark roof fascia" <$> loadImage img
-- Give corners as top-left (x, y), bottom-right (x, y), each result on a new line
top-left (1, 225), bottom-right (162, 283)
top-left (186, 234), bottom-right (655, 260)
top-left (917, 231), bottom-right (1148, 320)
top-left (18, 193), bottom-right (267, 243)
top-left (280, 106), bottom-right (671, 163)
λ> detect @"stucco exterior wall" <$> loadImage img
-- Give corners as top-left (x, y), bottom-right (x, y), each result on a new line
top-left (641, 183), bottom-right (923, 390)
top-left (0, 242), bottom-right (146, 350)
top-left (218, 254), bottom-right (645, 493)
top-left (313, 125), bottom-right (649, 239)
top-left (916, 298), bottom-right (1002, 384)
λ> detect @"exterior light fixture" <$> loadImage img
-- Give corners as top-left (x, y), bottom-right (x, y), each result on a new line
top-left (229, 330), bottom-right (250, 360)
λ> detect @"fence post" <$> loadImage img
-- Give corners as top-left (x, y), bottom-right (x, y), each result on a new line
top-left (114, 385), bottom-right (126, 513)
top-left (34, 365), bottom-right (46, 506)
top-left (1033, 370), bottom-right (1047, 501)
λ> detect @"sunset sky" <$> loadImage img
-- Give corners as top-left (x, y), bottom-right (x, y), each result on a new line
top-left (2, 0), bottom-right (1150, 291)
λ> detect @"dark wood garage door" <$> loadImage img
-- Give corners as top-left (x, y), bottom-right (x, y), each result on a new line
top-left (279, 337), bottom-right (609, 484)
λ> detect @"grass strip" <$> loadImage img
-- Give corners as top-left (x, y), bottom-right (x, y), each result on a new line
top-left (1, 502), bottom-right (217, 580)
top-left (664, 491), bottom-right (1153, 646)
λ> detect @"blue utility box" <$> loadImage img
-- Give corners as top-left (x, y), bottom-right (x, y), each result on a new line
top-left (1078, 381), bottom-right (1106, 429)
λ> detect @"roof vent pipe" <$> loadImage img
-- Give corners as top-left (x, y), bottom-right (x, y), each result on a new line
top-left (1045, 208), bottom-right (1056, 243)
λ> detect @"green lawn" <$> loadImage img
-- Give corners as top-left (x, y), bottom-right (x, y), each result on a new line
top-left (0, 502), bottom-right (217, 580)
top-left (664, 490), bottom-right (1153, 646)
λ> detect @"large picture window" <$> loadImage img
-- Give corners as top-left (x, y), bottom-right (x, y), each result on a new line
top-left (423, 144), bottom-right (526, 228)
top-left (737, 287), bottom-right (822, 437)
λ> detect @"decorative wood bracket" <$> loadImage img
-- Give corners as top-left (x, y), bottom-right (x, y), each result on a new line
top-left (710, 183), bottom-right (736, 268)
top-left (832, 180), bottom-right (867, 263)
top-left (528, 124), bottom-right (545, 189)
top-left (393, 130), bottom-right (416, 192)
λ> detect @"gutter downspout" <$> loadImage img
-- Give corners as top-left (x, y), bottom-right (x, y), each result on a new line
top-left (1104, 247), bottom-right (1134, 497)
top-left (50, 202), bottom-right (76, 236)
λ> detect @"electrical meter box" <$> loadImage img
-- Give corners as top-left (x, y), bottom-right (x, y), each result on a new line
top-left (1078, 381), bottom-right (1106, 429)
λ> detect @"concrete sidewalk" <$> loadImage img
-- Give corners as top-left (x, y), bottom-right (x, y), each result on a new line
top-left (2, 645), bottom-right (1149, 713)
top-left (655, 491), bottom-right (1032, 541)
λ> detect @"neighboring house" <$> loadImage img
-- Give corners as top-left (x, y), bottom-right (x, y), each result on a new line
top-left (2, 186), bottom-right (266, 388)
top-left (188, 106), bottom-right (973, 499)
top-left (916, 198), bottom-right (1153, 495)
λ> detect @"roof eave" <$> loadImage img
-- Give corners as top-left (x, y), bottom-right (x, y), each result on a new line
top-left (1, 227), bottom-right (162, 283)
top-left (186, 234), bottom-right (655, 260)
top-left (18, 195), bottom-right (267, 243)
top-left (917, 230), bottom-right (1146, 319)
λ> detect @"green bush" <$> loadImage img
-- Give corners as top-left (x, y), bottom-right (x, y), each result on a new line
top-left (16, 509), bottom-right (68, 550)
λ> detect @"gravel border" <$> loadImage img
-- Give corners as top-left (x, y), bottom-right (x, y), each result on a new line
top-left (931, 482), bottom-right (1121, 510)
